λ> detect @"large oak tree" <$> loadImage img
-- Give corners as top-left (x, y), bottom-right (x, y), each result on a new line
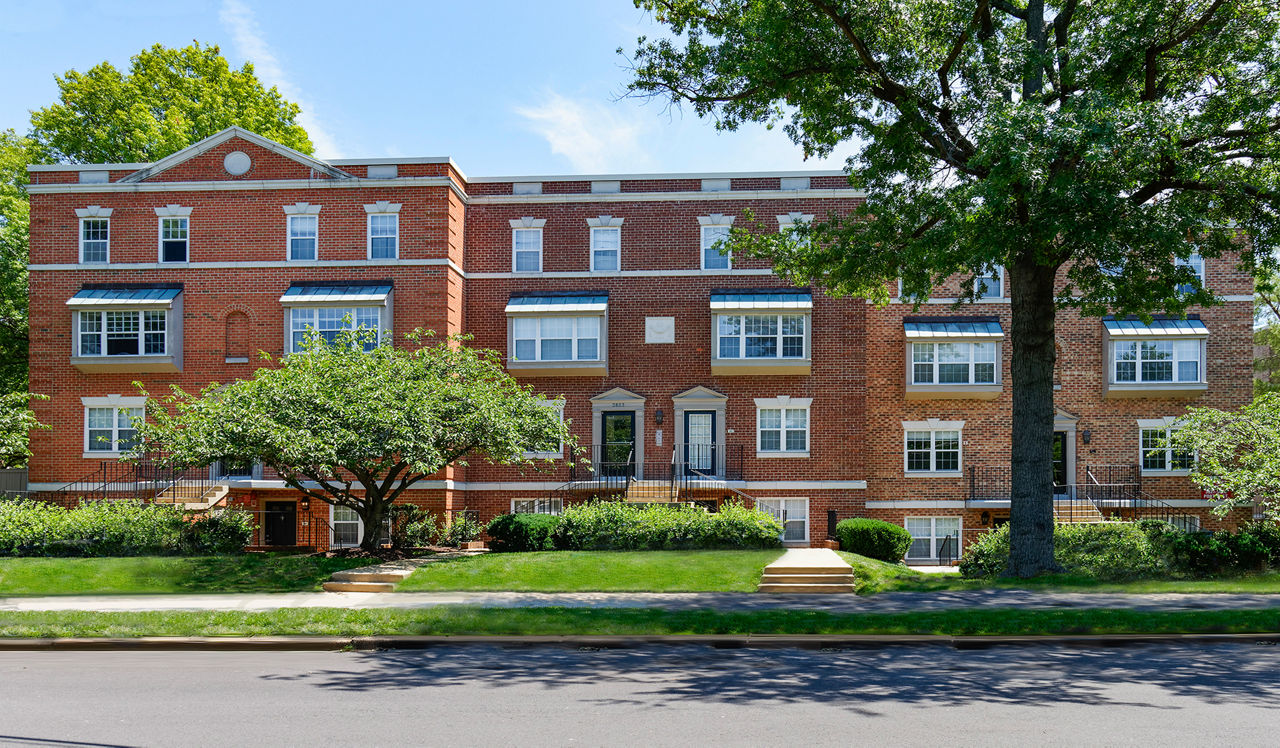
top-left (627, 0), bottom-right (1280, 575)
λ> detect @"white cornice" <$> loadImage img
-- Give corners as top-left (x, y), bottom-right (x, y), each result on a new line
top-left (26, 175), bottom-right (464, 199)
top-left (469, 169), bottom-right (849, 183)
top-left (472, 188), bottom-right (863, 205)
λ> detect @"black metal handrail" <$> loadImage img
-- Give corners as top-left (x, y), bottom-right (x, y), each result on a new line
top-left (937, 534), bottom-right (957, 565)
top-left (967, 464), bottom-right (1143, 505)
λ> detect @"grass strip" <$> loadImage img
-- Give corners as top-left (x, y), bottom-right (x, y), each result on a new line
top-left (2, 607), bottom-right (1280, 639)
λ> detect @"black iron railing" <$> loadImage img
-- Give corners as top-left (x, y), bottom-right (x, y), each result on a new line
top-left (550, 443), bottom-right (746, 506)
top-left (967, 464), bottom-right (1142, 505)
top-left (937, 534), bottom-right (958, 565)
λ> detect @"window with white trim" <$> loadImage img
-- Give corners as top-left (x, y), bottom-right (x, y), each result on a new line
top-left (368, 214), bottom-right (399, 259)
top-left (159, 217), bottom-right (188, 262)
top-left (513, 228), bottom-right (542, 272)
top-left (288, 215), bottom-right (318, 261)
top-left (332, 505), bottom-right (361, 547)
top-left (701, 225), bottom-right (731, 270)
top-left (973, 266), bottom-right (1002, 299)
top-left (911, 342), bottom-right (997, 384)
top-left (757, 405), bottom-right (809, 454)
top-left (904, 428), bottom-right (962, 473)
top-left (718, 314), bottom-right (807, 359)
top-left (756, 498), bottom-right (808, 542)
top-left (524, 401), bottom-right (566, 458)
top-left (905, 516), bottom-right (961, 560)
top-left (80, 217), bottom-right (109, 263)
top-left (1176, 253), bottom-right (1206, 293)
top-left (85, 405), bottom-right (143, 454)
top-left (512, 317), bottom-right (599, 362)
top-left (1113, 340), bottom-right (1202, 383)
top-left (776, 212), bottom-right (813, 247)
top-left (77, 310), bottom-right (167, 357)
top-left (289, 307), bottom-right (381, 353)
top-left (512, 498), bottom-right (563, 515)
top-left (1141, 426), bottom-right (1194, 472)
top-left (590, 227), bottom-right (620, 272)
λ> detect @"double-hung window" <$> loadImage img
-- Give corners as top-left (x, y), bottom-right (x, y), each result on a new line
top-left (903, 422), bottom-right (963, 474)
top-left (158, 217), bottom-right (189, 262)
top-left (1140, 422), bottom-right (1194, 473)
top-left (512, 317), bottom-right (599, 362)
top-left (83, 397), bottom-right (145, 455)
top-left (523, 400), bottom-right (566, 459)
top-left (701, 224), bottom-right (732, 270)
top-left (776, 212), bottom-right (814, 248)
top-left (78, 310), bottom-right (167, 357)
top-left (288, 215), bottom-right (318, 261)
top-left (1176, 253), bottom-right (1206, 294)
top-left (911, 342), bottom-right (997, 384)
top-left (1113, 339), bottom-right (1202, 383)
top-left (590, 226), bottom-right (620, 272)
top-left (1104, 316), bottom-right (1208, 396)
top-left (290, 307), bottom-right (382, 352)
top-left (755, 397), bottom-right (811, 457)
top-left (718, 314), bottom-right (807, 359)
top-left (513, 228), bottom-right (543, 272)
top-left (80, 218), bottom-right (109, 263)
top-left (974, 266), bottom-right (1002, 299)
top-left (368, 214), bottom-right (399, 259)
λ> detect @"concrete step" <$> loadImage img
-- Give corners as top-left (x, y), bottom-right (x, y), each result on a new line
top-left (321, 581), bottom-right (397, 593)
top-left (757, 582), bottom-right (855, 594)
top-left (761, 565), bottom-right (853, 575)
top-left (759, 573), bottom-right (855, 584)
top-left (330, 571), bottom-right (414, 584)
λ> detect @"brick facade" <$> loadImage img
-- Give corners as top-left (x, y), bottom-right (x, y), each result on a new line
top-left (25, 127), bottom-right (1256, 556)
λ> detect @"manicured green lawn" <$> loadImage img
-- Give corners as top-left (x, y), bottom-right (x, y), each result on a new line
top-left (397, 550), bottom-right (785, 592)
top-left (2, 606), bottom-right (1280, 638)
top-left (0, 555), bottom-right (371, 596)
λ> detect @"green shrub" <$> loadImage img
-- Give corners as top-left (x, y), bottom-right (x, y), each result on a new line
top-left (387, 505), bottom-right (439, 548)
top-left (486, 513), bottom-right (562, 552)
top-left (0, 499), bottom-right (251, 557)
top-left (180, 510), bottom-right (254, 554)
top-left (550, 501), bottom-right (782, 551)
top-left (963, 521), bottom-right (1177, 580)
top-left (835, 518), bottom-right (912, 563)
top-left (440, 511), bottom-right (484, 547)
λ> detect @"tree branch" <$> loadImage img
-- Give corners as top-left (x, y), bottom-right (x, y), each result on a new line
top-left (1142, 0), bottom-right (1228, 101)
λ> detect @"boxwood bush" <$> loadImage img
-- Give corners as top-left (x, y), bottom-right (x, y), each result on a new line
top-left (549, 501), bottom-right (783, 551)
top-left (486, 513), bottom-right (562, 552)
top-left (835, 518), bottom-right (913, 562)
top-left (0, 499), bottom-right (254, 557)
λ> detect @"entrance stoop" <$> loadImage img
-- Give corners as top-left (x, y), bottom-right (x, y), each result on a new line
top-left (757, 548), bottom-right (856, 594)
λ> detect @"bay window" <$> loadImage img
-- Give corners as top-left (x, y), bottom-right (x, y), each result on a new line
top-left (717, 314), bottom-right (807, 359)
top-left (1104, 316), bottom-right (1208, 398)
top-left (512, 317), bottom-right (600, 362)
top-left (911, 341), bottom-right (996, 384)
top-left (290, 306), bottom-right (382, 352)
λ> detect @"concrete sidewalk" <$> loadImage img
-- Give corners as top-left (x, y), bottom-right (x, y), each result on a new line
top-left (5, 589), bottom-right (1280, 614)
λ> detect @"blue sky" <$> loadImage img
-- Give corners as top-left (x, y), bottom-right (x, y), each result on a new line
top-left (1, 0), bottom-right (850, 176)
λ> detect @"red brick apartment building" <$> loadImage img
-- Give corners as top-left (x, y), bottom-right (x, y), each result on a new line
top-left (23, 127), bottom-right (1257, 559)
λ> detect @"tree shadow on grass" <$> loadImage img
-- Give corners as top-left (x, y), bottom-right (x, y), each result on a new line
top-left (263, 642), bottom-right (1280, 714)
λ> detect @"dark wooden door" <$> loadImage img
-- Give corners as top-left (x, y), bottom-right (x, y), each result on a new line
top-left (263, 501), bottom-right (296, 546)
top-left (600, 411), bottom-right (635, 477)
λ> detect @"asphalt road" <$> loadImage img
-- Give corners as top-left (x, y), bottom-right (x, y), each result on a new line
top-left (2, 643), bottom-right (1279, 746)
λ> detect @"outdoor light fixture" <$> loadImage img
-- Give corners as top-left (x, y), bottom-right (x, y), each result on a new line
top-left (1081, 430), bottom-right (1091, 444)
top-left (655, 409), bottom-right (664, 425)
top-left (299, 498), bottom-right (310, 511)
top-left (980, 511), bottom-right (991, 526)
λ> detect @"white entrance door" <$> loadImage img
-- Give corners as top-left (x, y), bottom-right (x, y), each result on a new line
top-left (757, 498), bottom-right (809, 543)
top-left (685, 411), bottom-right (715, 474)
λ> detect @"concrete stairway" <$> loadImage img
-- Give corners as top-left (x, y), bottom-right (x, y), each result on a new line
top-left (322, 563), bottom-right (418, 592)
top-left (154, 482), bottom-right (230, 511)
top-left (757, 548), bottom-right (856, 594)
top-left (625, 479), bottom-right (674, 502)
top-left (1053, 499), bottom-right (1105, 523)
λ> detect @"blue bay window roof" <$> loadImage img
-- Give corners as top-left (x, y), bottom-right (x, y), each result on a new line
top-left (505, 294), bottom-right (609, 314)
top-left (709, 290), bottom-right (812, 310)
top-left (903, 319), bottom-right (1004, 339)
top-left (1103, 316), bottom-right (1209, 337)
top-left (66, 286), bottom-right (182, 307)
top-left (279, 283), bottom-right (393, 304)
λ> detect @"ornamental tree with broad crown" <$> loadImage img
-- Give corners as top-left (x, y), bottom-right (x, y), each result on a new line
top-left (134, 330), bottom-right (572, 552)
top-left (1174, 393), bottom-right (1280, 517)
top-left (627, 0), bottom-right (1280, 576)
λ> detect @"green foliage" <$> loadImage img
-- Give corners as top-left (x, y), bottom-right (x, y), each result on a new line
top-left (486, 513), bottom-right (562, 552)
top-left (835, 518), bottom-right (913, 562)
top-left (550, 501), bottom-right (783, 551)
top-left (0, 392), bottom-right (48, 468)
top-left (439, 512), bottom-right (484, 547)
top-left (138, 330), bottom-right (571, 551)
top-left (0, 499), bottom-right (251, 557)
top-left (1175, 393), bottom-right (1280, 516)
top-left (387, 505), bottom-right (438, 549)
top-left (0, 130), bottom-right (37, 397)
top-left (29, 42), bottom-right (313, 163)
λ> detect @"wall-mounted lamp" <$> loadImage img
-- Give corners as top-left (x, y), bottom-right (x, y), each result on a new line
top-left (655, 409), bottom-right (664, 425)
top-left (299, 498), bottom-right (310, 511)
top-left (1081, 430), bottom-right (1091, 445)
top-left (980, 511), bottom-right (991, 526)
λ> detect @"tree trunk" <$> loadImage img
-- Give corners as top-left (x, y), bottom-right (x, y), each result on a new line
top-left (357, 497), bottom-right (388, 553)
top-left (1005, 258), bottom-right (1063, 577)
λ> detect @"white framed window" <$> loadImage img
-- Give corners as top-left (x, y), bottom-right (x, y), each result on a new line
top-left (332, 504), bottom-right (362, 548)
top-left (513, 228), bottom-right (543, 272)
top-left (590, 226), bottom-right (620, 272)
top-left (903, 422), bottom-right (963, 474)
top-left (1176, 252), bottom-right (1206, 293)
top-left (776, 212), bottom-right (814, 247)
top-left (755, 397), bottom-right (811, 456)
top-left (911, 342), bottom-right (997, 384)
top-left (974, 266), bottom-right (1002, 299)
top-left (512, 316), bottom-right (600, 362)
top-left (367, 214), bottom-right (399, 259)
top-left (1167, 515), bottom-right (1202, 533)
top-left (83, 399), bottom-right (144, 455)
top-left (77, 310), bottom-right (167, 357)
top-left (288, 215), bottom-right (318, 261)
top-left (512, 498), bottom-right (563, 515)
top-left (289, 307), bottom-right (382, 353)
top-left (717, 314), bottom-right (807, 359)
top-left (905, 516), bottom-right (962, 560)
top-left (158, 217), bottom-right (188, 262)
top-left (701, 224), bottom-right (732, 270)
top-left (1139, 422), bottom-right (1194, 474)
top-left (756, 498), bottom-right (808, 542)
top-left (79, 217), bottom-right (110, 263)
top-left (1112, 339), bottom-right (1202, 383)
top-left (524, 400), bottom-right (566, 459)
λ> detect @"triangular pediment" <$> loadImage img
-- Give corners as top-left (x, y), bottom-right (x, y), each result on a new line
top-left (672, 386), bottom-right (727, 401)
top-left (590, 387), bottom-right (645, 403)
top-left (119, 127), bottom-right (353, 183)
top-left (1054, 408), bottom-right (1079, 422)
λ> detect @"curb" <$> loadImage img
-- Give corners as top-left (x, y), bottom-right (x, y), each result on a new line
top-left (2, 632), bottom-right (1280, 652)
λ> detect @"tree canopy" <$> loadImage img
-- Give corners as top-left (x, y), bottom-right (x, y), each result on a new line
top-left (136, 332), bottom-right (571, 551)
top-left (0, 131), bottom-right (34, 396)
top-left (0, 392), bottom-right (47, 469)
top-left (628, 0), bottom-right (1280, 576)
top-left (1176, 393), bottom-right (1280, 517)
top-left (29, 42), bottom-right (313, 163)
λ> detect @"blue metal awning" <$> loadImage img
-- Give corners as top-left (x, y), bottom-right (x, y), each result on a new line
top-left (66, 286), bottom-right (182, 307)
top-left (904, 319), bottom-right (1004, 339)
top-left (280, 284), bottom-right (392, 304)
top-left (506, 295), bottom-right (608, 314)
top-left (1103, 316), bottom-right (1209, 337)
top-left (709, 291), bottom-right (812, 310)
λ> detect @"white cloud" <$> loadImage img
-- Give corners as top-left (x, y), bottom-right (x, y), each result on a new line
top-left (218, 0), bottom-right (343, 159)
top-left (515, 92), bottom-right (652, 173)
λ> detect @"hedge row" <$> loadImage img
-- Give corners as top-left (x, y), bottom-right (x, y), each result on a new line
top-left (486, 501), bottom-right (784, 552)
top-left (960, 520), bottom-right (1280, 580)
top-left (0, 499), bottom-right (253, 557)
top-left (834, 518), bottom-right (913, 562)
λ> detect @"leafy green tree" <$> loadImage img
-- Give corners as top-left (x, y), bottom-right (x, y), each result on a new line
top-left (30, 42), bottom-right (313, 163)
top-left (627, 0), bottom-right (1280, 575)
top-left (1176, 393), bottom-right (1280, 517)
top-left (0, 392), bottom-right (48, 469)
top-left (0, 131), bottom-right (36, 397)
top-left (136, 332), bottom-right (571, 552)
top-left (1254, 267), bottom-right (1280, 395)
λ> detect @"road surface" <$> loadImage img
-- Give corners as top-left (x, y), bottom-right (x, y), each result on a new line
top-left (2, 642), bottom-right (1278, 746)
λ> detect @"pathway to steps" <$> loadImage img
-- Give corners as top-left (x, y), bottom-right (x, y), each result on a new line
top-left (757, 548), bottom-right (855, 594)
top-left (322, 550), bottom-right (489, 592)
